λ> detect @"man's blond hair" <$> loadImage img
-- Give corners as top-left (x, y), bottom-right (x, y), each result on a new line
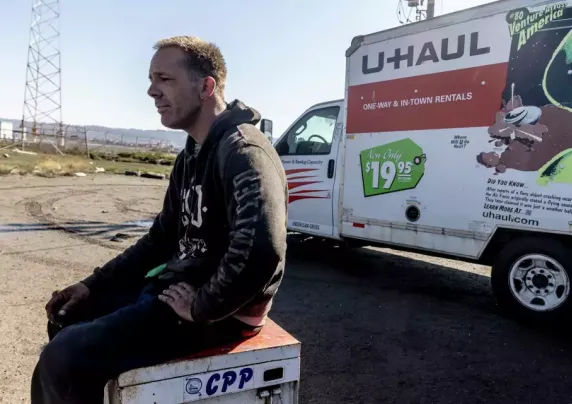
top-left (154, 36), bottom-right (227, 96)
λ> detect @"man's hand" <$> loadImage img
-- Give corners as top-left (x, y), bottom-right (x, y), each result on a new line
top-left (45, 283), bottom-right (90, 324)
top-left (159, 282), bottom-right (196, 322)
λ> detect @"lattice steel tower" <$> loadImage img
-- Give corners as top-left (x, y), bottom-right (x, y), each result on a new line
top-left (21, 0), bottom-right (62, 142)
top-left (397, 0), bottom-right (436, 24)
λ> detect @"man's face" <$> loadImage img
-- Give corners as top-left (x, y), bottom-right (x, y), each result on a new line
top-left (148, 47), bottom-right (202, 130)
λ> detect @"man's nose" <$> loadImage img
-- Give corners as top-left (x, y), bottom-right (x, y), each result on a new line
top-left (147, 83), bottom-right (160, 98)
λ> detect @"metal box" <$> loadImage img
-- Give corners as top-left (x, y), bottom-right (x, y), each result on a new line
top-left (104, 319), bottom-right (301, 403)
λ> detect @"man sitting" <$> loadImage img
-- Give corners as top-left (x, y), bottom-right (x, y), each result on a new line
top-left (31, 35), bottom-right (288, 404)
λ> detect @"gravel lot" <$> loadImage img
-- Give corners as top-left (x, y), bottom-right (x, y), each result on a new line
top-left (0, 174), bottom-right (571, 403)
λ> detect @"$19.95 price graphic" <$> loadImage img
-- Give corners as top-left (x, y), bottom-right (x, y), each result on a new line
top-left (360, 139), bottom-right (426, 197)
top-left (365, 160), bottom-right (413, 190)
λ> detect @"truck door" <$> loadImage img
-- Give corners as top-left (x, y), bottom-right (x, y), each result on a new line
top-left (274, 103), bottom-right (342, 238)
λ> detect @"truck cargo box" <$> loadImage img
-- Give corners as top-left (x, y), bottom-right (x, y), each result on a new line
top-left (273, 0), bottom-right (572, 323)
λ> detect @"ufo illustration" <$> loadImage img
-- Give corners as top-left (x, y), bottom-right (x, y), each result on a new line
top-left (504, 106), bottom-right (542, 126)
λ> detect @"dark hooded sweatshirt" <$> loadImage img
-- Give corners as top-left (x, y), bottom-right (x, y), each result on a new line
top-left (81, 100), bottom-right (288, 325)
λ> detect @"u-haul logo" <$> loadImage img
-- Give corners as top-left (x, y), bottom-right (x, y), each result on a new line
top-left (362, 32), bottom-right (491, 74)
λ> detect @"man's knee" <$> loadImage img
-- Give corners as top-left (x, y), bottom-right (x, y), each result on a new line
top-left (38, 326), bottom-right (86, 380)
top-left (33, 325), bottom-right (103, 403)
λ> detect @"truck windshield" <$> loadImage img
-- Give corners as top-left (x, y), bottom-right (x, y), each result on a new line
top-left (275, 106), bottom-right (340, 156)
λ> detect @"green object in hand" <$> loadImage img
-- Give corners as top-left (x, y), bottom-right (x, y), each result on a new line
top-left (145, 263), bottom-right (167, 278)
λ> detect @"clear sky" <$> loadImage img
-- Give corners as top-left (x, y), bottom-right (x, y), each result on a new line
top-left (0, 0), bottom-right (493, 137)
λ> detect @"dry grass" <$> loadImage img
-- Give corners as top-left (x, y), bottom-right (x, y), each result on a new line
top-left (34, 158), bottom-right (90, 177)
top-left (0, 152), bottom-right (172, 178)
top-left (0, 163), bottom-right (16, 175)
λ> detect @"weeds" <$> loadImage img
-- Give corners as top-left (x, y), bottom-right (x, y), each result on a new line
top-left (0, 164), bottom-right (15, 175)
top-left (31, 158), bottom-right (91, 177)
top-left (0, 152), bottom-right (173, 178)
top-left (89, 150), bottom-right (176, 166)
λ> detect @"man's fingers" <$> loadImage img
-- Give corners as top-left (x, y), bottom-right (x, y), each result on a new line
top-left (45, 293), bottom-right (65, 321)
top-left (162, 289), bottom-right (182, 302)
top-left (58, 297), bottom-right (79, 317)
top-left (45, 292), bottom-right (61, 312)
top-left (158, 294), bottom-right (176, 309)
top-left (177, 282), bottom-right (194, 294)
top-left (159, 289), bottom-right (194, 323)
top-left (170, 284), bottom-right (190, 297)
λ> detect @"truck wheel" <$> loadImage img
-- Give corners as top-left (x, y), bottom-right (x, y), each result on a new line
top-left (491, 236), bottom-right (572, 324)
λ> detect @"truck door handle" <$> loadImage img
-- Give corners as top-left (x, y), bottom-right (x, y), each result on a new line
top-left (327, 159), bottom-right (335, 178)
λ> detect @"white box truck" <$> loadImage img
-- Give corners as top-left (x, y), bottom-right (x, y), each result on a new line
top-left (263, 0), bottom-right (572, 323)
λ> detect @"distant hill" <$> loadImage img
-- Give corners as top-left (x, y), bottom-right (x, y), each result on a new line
top-left (0, 118), bottom-right (276, 149)
top-left (82, 124), bottom-right (187, 150)
top-left (0, 118), bottom-right (188, 150)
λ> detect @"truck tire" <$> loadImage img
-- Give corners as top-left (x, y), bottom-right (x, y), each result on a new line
top-left (491, 236), bottom-right (572, 324)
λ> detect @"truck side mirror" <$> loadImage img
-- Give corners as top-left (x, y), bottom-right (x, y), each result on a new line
top-left (260, 119), bottom-right (273, 143)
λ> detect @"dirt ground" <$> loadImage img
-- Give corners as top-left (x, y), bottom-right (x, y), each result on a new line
top-left (1, 174), bottom-right (571, 403)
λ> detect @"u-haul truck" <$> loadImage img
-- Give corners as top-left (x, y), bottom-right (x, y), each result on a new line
top-left (262, 0), bottom-right (572, 323)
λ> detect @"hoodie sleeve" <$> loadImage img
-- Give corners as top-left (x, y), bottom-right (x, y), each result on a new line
top-left (190, 136), bottom-right (287, 323)
top-left (80, 153), bottom-right (183, 293)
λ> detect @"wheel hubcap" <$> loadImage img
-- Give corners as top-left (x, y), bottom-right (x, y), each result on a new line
top-left (509, 254), bottom-right (570, 312)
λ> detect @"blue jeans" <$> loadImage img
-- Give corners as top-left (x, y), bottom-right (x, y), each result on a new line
top-left (31, 282), bottom-right (260, 404)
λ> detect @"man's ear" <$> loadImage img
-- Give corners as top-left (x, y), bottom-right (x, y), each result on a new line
top-left (200, 76), bottom-right (217, 100)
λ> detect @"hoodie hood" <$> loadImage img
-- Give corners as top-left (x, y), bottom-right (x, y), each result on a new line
top-left (184, 99), bottom-right (261, 156)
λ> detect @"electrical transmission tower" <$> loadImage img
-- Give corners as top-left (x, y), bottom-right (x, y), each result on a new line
top-left (20, 0), bottom-right (63, 152)
top-left (397, 0), bottom-right (436, 25)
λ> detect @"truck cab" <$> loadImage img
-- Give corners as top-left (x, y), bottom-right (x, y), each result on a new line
top-left (265, 100), bottom-right (345, 239)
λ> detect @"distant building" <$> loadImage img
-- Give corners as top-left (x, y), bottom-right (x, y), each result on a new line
top-left (0, 121), bottom-right (13, 140)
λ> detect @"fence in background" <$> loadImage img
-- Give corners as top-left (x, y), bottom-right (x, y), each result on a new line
top-left (0, 122), bottom-right (178, 157)
top-left (85, 130), bottom-right (177, 156)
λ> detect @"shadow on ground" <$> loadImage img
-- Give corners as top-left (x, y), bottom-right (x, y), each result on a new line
top-left (271, 238), bottom-right (572, 404)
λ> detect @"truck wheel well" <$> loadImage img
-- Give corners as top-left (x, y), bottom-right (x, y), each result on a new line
top-left (479, 228), bottom-right (572, 266)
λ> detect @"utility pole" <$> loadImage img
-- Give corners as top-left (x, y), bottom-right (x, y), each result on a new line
top-left (21, 0), bottom-right (63, 154)
top-left (427, 0), bottom-right (436, 19)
